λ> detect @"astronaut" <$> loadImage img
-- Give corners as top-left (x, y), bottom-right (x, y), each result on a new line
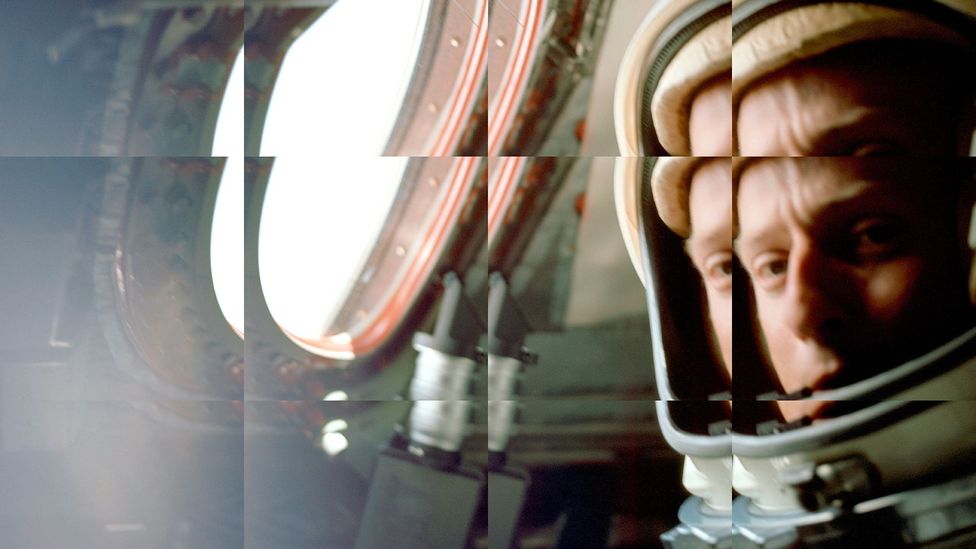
top-left (616, 0), bottom-right (976, 546)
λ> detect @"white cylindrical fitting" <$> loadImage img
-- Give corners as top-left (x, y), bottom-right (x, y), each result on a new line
top-left (407, 345), bottom-right (477, 451)
top-left (488, 354), bottom-right (522, 451)
top-left (408, 345), bottom-right (477, 401)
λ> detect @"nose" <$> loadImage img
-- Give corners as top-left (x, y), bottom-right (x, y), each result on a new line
top-left (782, 238), bottom-right (848, 346)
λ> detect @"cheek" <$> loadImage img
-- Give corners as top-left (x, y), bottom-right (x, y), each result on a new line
top-left (761, 316), bottom-right (793, 377)
top-left (753, 296), bottom-right (805, 390)
top-left (860, 261), bottom-right (924, 325)
top-left (753, 296), bottom-right (779, 353)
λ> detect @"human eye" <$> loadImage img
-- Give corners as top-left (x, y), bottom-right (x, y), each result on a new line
top-left (703, 252), bottom-right (734, 292)
top-left (750, 252), bottom-right (788, 291)
top-left (848, 217), bottom-right (906, 261)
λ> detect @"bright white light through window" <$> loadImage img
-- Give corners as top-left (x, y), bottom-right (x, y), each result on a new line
top-left (260, 0), bottom-right (431, 156)
top-left (258, 157), bottom-right (404, 341)
top-left (211, 48), bottom-right (244, 335)
top-left (322, 432), bottom-right (349, 456)
top-left (323, 390), bottom-right (349, 401)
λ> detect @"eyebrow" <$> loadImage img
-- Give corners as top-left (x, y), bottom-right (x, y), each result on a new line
top-left (804, 109), bottom-right (907, 156)
top-left (739, 106), bottom-right (907, 157)
top-left (732, 224), bottom-right (781, 259)
top-left (734, 174), bottom-right (892, 259)
top-left (686, 224), bottom-right (732, 266)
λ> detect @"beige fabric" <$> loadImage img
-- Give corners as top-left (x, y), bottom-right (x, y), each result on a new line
top-left (653, 16), bottom-right (732, 155)
top-left (732, 3), bottom-right (974, 109)
top-left (651, 157), bottom-right (702, 238)
top-left (615, 0), bottom-right (721, 155)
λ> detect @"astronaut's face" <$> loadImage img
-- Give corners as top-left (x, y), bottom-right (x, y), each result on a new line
top-left (735, 43), bottom-right (972, 157)
top-left (735, 159), bottom-right (972, 419)
top-left (686, 160), bottom-right (733, 378)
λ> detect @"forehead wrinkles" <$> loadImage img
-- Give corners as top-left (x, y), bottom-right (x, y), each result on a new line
top-left (767, 78), bottom-right (812, 154)
top-left (738, 76), bottom-right (812, 154)
top-left (788, 71), bottom-right (879, 147)
top-left (782, 76), bottom-right (826, 154)
top-left (741, 71), bottom-right (876, 155)
top-left (746, 160), bottom-right (870, 230)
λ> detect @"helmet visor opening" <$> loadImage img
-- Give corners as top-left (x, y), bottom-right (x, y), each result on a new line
top-left (640, 159), bottom-right (731, 401)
